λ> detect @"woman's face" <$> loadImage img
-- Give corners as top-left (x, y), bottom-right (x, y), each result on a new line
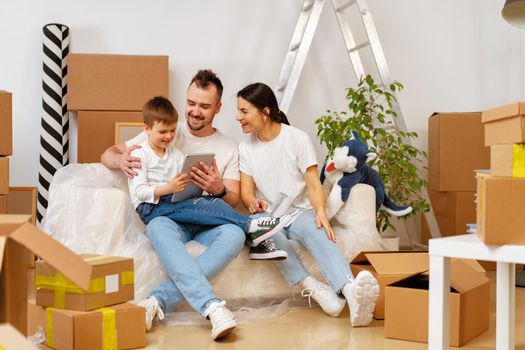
top-left (236, 97), bottom-right (266, 134)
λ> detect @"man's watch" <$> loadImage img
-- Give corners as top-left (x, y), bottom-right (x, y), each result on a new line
top-left (214, 186), bottom-right (227, 199)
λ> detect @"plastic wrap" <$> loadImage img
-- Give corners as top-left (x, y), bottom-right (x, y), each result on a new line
top-left (41, 163), bottom-right (386, 325)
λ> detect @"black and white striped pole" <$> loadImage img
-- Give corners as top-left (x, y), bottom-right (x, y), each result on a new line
top-left (37, 23), bottom-right (70, 225)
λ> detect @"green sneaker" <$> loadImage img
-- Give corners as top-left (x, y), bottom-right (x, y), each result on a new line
top-left (249, 216), bottom-right (288, 246)
top-left (249, 239), bottom-right (288, 260)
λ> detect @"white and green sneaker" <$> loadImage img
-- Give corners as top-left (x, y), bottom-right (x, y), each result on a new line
top-left (249, 216), bottom-right (289, 246)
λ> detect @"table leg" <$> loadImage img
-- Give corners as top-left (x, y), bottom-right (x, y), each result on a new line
top-left (496, 262), bottom-right (515, 350)
top-left (429, 255), bottom-right (450, 350)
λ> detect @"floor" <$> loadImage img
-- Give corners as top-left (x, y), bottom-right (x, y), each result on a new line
top-left (36, 271), bottom-right (525, 350)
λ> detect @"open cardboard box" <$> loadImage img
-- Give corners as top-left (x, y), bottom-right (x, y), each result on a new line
top-left (349, 251), bottom-right (429, 319)
top-left (0, 323), bottom-right (38, 350)
top-left (384, 259), bottom-right (490, 347)
top-left (482, 101), bottom-right (525, 146)
top-left (0, 215), bottom-right (92, 335)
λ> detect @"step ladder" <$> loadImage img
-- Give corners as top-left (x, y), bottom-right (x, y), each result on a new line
top-left (275, 0), bottom-right (440, 247)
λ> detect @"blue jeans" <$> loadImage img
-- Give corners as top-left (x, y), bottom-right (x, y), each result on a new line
top-left (268, 210), bottom-right (354, 292)
top-left (146, 216), bottom-right (245, 315)
top-left (137, 195), bottom-right (250, 233)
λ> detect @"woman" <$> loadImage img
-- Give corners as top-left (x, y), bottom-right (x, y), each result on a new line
top-left (236, 82), bottom-right (379, 327)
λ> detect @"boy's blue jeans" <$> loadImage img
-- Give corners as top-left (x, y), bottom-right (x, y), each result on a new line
top-left (136, 195), bottom-right (250, 233)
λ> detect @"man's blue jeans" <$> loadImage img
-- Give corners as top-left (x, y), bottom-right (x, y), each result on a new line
top-left (146, 216), bottom-right (245, 315)
top-left (137, 196), bottom-right (250, 233)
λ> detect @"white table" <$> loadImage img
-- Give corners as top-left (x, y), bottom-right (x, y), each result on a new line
top-left (429, 234), bottom-right (525, 350)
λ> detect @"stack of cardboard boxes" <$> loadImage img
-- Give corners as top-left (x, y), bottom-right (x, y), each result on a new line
top-left (424, 112), bottom-right (490, 244)
top-left (0, 91), bottom-right (12, 211)
top-left (477, 102), bottom-right (525, 244)
top-left (68, 54), bottom-right (169, 163)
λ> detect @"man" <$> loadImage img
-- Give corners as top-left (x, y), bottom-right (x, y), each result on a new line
top-left (101, 70), bottom-right (246, 340)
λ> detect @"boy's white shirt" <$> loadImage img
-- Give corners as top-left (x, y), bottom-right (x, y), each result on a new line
top-left (128, 140), bottom-right (184, 209)
top-left (239, 123), bottom-right (318, 218)
top-left (126, 121), bottom-right (240, 181)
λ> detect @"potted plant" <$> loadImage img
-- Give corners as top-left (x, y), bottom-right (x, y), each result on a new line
top-left (315, 74), bottom-right (429, 233)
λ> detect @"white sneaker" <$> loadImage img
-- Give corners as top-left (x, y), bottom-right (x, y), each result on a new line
top-left (342, 271), bottom-right (380, 327)
top-left (301, 276), bottom-right (346, 317)
top-left (203, 301), bottom-right (237, 340)
top-left (137, 296), bottom-right (165, 331)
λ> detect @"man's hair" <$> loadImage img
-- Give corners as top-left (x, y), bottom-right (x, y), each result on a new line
top-left (189, 69), bottom-right (223, 99)
top-left (143, 96), bottom-right (178, 127)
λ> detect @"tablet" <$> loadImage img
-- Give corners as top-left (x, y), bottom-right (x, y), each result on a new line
top-left (171, 153), bottom-right (215, 202)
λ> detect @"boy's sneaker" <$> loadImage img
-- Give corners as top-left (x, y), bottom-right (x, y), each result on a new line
top-left (249, 239), bottom-right (288, 260)
top-left (203, 301), bottom-right (237, 340)
top-left (249, 216), bottom-right (289, 246)
top-left (301, 276), bottom-right (346, 317)
top-left (342, 271), bottom-right (380, 327)
top-left (137, 296), bottom-right (165, 331)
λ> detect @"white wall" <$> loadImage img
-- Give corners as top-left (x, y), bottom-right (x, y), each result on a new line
top-left (1, 0), bottom-right (524, 190)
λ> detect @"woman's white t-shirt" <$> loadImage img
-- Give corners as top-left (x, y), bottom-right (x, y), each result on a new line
top-left (239, 124), bottom-right (318, 218)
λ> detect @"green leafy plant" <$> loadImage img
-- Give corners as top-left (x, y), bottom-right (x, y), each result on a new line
top-left (315, 74), bottom-right (429, 232)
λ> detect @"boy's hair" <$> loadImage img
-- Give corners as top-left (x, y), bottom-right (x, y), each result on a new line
top-left (143, 96), bottom-right (178, 127)
top-left (189, 69), bottom-right (223, 99)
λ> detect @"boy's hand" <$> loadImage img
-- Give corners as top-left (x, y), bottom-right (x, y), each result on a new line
top-left (248, 199), bottom-right (267, 214)
top-left (120, 145), bottom-right (142, 178)
top-left (168, 173), bottom-right (190, 193)
top-left (189, 159), bottom-right (224, 196)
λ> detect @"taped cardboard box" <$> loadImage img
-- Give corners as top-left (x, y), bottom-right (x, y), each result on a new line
top-left (428, 112), bottom-right (489, 191)
top-left (36, 254), bottom-right (134, 311)
top-left (0, 323), bottom-right (38, 350)
top-left (0, 187), bottom-right (37, 222)
top-left (420, 190), bottom-right (476, 245)
top-left (490, 143), bottom-right (525, 178)
top-left (384, 259), bottom-right (489, 346)
top-left (482, 101), bottom-right (525, 146)
top-left (45, 303), bottom-right (146, 350)
top-left (0, 91), bottom-right (12, 156)
top-left (476, 172), bottom-right (525, 245)
top-left (349, 251), bottom-right (428, 319)
top-left (0, 157), bottom-right (8, 194)
top-left (77, 111), bottom-right (142, 163)
top-left (68, 53), bottom-right (168, 111)
top-left (0, 215), bottom-right (92, 335)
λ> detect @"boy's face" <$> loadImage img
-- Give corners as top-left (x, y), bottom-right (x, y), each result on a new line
top-left (145, 120), bottom-right (177, 152)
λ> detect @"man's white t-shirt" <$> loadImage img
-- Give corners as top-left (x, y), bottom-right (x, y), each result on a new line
top-left (126, 122), bottom-right (240, 182)
top-left (128, 140), bottom-right (184, 209)
top-left (239, 123), bottom-right (318, 218)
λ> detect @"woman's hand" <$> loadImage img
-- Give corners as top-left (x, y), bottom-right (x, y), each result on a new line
top-left (248, 198), bottom-right (268, 214)
top-left (168, 173), bottom-right (190, 193)
top-left (316, 211), bottom-right (336, 242)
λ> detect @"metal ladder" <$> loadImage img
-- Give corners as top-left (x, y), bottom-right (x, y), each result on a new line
top-left (275, 0), bottom-right (441, 246)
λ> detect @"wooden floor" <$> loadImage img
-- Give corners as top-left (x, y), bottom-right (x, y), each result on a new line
top-left (139, 272), bottom-right (525, 350)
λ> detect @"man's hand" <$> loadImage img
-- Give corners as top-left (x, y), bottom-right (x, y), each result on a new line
top-left (119, 145), bottom-right (142, 178)
top-left (315, 211), bottom-right (336, 242)
top-left (189, 159), bottom-right (224, 195)
top-left (248, 198), bottom-right (268, 214)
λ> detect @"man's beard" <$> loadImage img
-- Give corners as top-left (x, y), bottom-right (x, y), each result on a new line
top-left (186, 114), bottom-right (208, 131)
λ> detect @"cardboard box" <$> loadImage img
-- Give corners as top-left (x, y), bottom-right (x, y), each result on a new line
top-left (421, 190), bottom-right (476, 244)
top-left (0, 323), bottom-right (38, 350)
top-left (36, 254), bottom-right (134, 311)
top-left (0, 187), bottom-right (37, 224)
top-left (482, 101), bottom-right (525, 146)
top-left (384, 259), bottom-right (490, 346)
top-left (428, 112), bottom-right (489, 191)
top-left (0, 194), bottom-right (5, 213)
top-left (68, 53), bottom-right (169, 111)
top-left (476, 172), bottom-right (525, 244)
top-left (77, 111), bottom-right (143, 163)
top-left (349, 251), bottom-right (429, 319)
top-left (45, 303), bottom-right (145, 350)
top-left (0, 157), bottom-right (8, 194)
top-left (0, 91), bottom-right (12, 156)
top-left (0, 215), bottom-right (92, 335)
top-left (490, 143), bottom-right (525, 177)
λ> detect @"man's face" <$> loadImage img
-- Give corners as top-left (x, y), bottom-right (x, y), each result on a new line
top-left (185, 82), bottom-right (222, 134)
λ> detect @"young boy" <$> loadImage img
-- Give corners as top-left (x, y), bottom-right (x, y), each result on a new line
top-left (128, 96), bottom-right (288, 260)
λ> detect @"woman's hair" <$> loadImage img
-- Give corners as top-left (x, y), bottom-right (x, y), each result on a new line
top-left (237, 83), bottom-right (290, 125)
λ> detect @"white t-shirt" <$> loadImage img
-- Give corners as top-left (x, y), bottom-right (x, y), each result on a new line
top-left (128, 140), bottom-right (184, 209)
top-left (126, 122), bottom-right (240, 182)
top-left (239, 124), bottom-right (318, 218)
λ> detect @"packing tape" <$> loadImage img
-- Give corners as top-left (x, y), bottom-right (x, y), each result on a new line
top-left (36, 271), bottom-right (134, 308)
top-left (45, 307), bottom-right (117, 350)
top-left (0, 345), bottom-right (6, 350)
top-left (512, 144), bottom-right (525, 177)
